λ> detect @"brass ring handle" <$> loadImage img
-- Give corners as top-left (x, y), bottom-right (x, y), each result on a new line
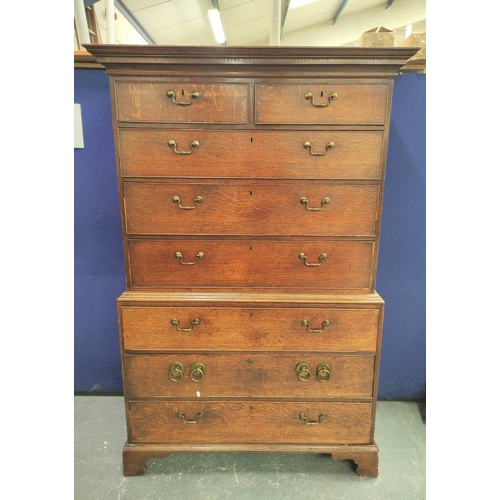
top-left (170, 318), bottom-right (201, 332)
top-left (177, 411), bottom-right (204, 424)
top-left (298, 253), bottom-right (328, 266)
top-left (316, 362), bottom-right (332, 383)
top-left (300, 197), bottom-right (330, 211)
top-left (299, 413), bottom-right (327, 425)
top-left (303, 141), bottom-right (335, 156)
top-left (168, 139), bottom-right (200, 155)
top-left (166, 90), bottom-right (200, 106)
top-left (301, 319), bottom-right (331, 333)
top-left (190, 362), bottom-right (206, 382)
top-left (175, 251), bottom-right (205, 265)
top-left (295, 362), bottom-right (312, 382)
top-left (169, 362), bottom-right (185, 382)
top-left (304, 92), bottom-right (338, 107)
top-left (172, 195), bottom-right (204, 210)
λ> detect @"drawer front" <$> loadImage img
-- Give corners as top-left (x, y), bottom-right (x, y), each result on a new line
top-left (114, 82), bottom-right (250, 124)
top-left (129, 400), bottom-right (372, 444)
top-left (118, 129), bottom-right (384, 179)
top-left (124, 182), bottom-right (379, 237)
top-left (127, 239), bottom-right (374, 289)
top-left (255, 83), bottom-right (388, 124)
top-left (121, 306), bottom-right (380, 352)
top-left (125, 353), bottom-right (375, 398)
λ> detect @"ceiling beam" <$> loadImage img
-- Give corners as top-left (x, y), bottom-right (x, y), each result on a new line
top-left (332, 0), bottom-right (350, 25)
top-left (281, 0), bottom-right (291, 39)
top-left (115, 0), bottom-right (156, 45)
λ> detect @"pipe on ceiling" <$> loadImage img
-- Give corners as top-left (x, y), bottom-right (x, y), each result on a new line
top-left (332, 0), bottom-right (350, 25)
top-left (105, 0), bottom-right (115, 43)
top-left (270, 0), bottom-right (281, 45)
top-left (74, 0), bottom-right (91, 45)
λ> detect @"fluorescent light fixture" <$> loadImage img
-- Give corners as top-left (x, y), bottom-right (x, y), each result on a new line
top-left (289, 0), bottom-right (319, 9)
top-left (208, 8), bottom-right (225, 44)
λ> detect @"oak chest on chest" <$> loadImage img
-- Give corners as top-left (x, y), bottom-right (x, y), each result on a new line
top-left (86, 44), bottom-right (418, 477)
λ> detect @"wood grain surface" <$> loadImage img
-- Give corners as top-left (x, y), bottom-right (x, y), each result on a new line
top-left (127, 239), bottom-right (374, 289)
top-left (115, 82), bottom-right (250, 123)
top-left (128, 400), bottom-right (373, 444)
top-left (121, 305), bottom-right (380, 352)
top-left (255, 83), bottom-right (388, 124)
top-left (123, 182), bottom-right (380, 237)
top-left (118, 129), bottom-right (384, 179)
top-left (124, 352), bottom-right (375, 398)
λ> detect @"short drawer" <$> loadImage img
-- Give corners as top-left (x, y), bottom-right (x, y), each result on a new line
top-left (128, 400), bottom-right (373, 444)
top-left (123, 182), bottom-right (380, 237)
top-left (255, 83), bottom-right (388, 124)
top-left (127, 239), bottom-right (375, 290)
top-left (118, 129), bottom-right (384, 179)
top-left (114, 82), bottom-right (250, 124)
top-left (125, 353), bottom-right (375, 399)
top-left (121, 306), bottom-right (380, 352)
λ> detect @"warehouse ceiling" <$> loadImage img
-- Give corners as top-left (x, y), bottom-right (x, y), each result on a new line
top-left (115, 0), bottom-right (425, 46)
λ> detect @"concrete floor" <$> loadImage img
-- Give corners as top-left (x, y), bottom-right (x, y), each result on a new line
top-left (75, 396), bottom-right (425, 499)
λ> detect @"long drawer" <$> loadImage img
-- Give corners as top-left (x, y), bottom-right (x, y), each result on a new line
top-left (255, 83), bottom-right (389, 125)
top-left (128, 400), bottom-right (373, 444)
top-left (121, 306), bottom-right (380, 352)
top-left (125, 352), bottom-right (375, 398)
top-left (114, 82), bottom-right (251, 124)
top-left (127, 239), bottom-right (375, 289)
top-left (123, 182), bottom-right (379, 237)
top-left (118, 129), bottom-right (384, 179)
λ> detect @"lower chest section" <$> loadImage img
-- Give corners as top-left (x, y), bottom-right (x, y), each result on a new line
top-left (119, 294), bottom-right (383, 446)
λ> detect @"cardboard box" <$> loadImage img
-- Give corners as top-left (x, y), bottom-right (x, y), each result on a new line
top-left (399, 32), bottom-right (426, 64)
top-left (357, 26), bottom-right (394, 47)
